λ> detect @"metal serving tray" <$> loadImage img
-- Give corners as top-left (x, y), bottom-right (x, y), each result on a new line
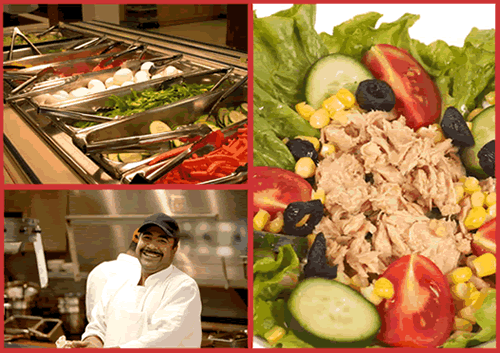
top-left (3, 26), bottom-right (84, 52)
top-left (3, 42), bottom-right (127, 73)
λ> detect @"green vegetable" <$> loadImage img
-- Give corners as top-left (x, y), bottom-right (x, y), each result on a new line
top-left (461, 105), bottom-right (495, 177)
top-left (442, 290), bottom-right (496, 348)
top-left (118, 153), bottom-right (144, 163)
top-left (304, 53), bottom-right (373, 108)
top-left (288, 278), bottom-right (381, 347)
top-left (3, 33), bottom-right (65, 46)
top-left (100, 83), bottom-right (214, 118)
top-left (73, 121), bottom-right (98, 129)
top-left (254, 5), bottom-right (495, 168)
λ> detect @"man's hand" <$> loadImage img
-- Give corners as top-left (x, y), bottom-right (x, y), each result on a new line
top-left (70, 336), bottom-right (104, 348)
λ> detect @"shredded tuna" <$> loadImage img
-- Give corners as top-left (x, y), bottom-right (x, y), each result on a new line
top-left (315, 110), bottom-right (491, 278)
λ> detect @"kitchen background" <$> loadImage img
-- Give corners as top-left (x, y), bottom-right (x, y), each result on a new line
top-left (4, 190), bottom-right (248, 348)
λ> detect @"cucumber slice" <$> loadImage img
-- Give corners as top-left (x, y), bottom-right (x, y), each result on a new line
top-left (461, 105), bottom-right (495, 178)
top-left (218, 108), bottom-right (230, 122)
top-left (229, 110), bottom-right (246, 123)
top-left (240, 103), bottom-right (248, 113)
top-left (149, 120), bottom-right (171, 134)
top-left (288, 278), bottom-right (381, 346)
top-left (195, 114), bottom-right (209, 123)
top-left (305, 54), bottom-right (373, 109)
top-left (107, 153), bottom-right (120, 162)
top-left (118, 153), bottom-right (144, 163)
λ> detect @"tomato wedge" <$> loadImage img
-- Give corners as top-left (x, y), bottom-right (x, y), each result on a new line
top-left (362, 44), bottom-right (441, 130)
top-left (252, 167), bottom-right (312, 217)
top-left (471, 218), bottom-right (496, 256)
top-left (376, 254), bottom-right (454, 348)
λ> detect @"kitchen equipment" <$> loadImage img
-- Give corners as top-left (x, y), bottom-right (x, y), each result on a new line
top-left (4, 281), bottom-right (40, 316)
top-left (58, 293), bottom-right (86, 335)
top-left (4, 217), bottom-right (49, 288)
top-left (4, 315), bottom-right (64, 343)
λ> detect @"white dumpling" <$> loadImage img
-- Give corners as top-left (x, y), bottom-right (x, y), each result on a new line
top-left (113, 68), bottom-right (134, 86)
top-left (105, 77), bottom-right (115, 88)
top-left (55, 90), bottom-right (69, 98)
top-left (140, 62), bottom-right (154, 72)
top-left (69, 87), bottom-right (90, 98)
top-left (88, 79), bottom-right (106, 91)
top-left (161, 66), bottom-right (178, 77)
top-left (33, 94), bottom-right (51, 105)
top-left (134, 70), bottom-right (150, 83)
top-left (89, 85), bottom-right (106, 94)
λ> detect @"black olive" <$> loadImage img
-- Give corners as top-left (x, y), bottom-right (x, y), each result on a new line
top-left (283, 199), bottom-right (324, 236)
top-left (355, 79), bottom-right (396, 112)
top-left (478, 140), bottom-right (495, 177)
top-left (286, 139), bottom-right (319, 164)
top-left (364, 173), bottom-right (374, 184)
top-left (440, 107), bottom-right (475, 147)
top-left (305, 176), bottom-right (315, 188)
top-left (364, 232), bottom-right (373, 242)
top-left (304, 233), bottom-right (337, 280)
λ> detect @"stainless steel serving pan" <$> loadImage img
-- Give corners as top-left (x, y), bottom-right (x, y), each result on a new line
top-left (3, 42), bottom-right (127, 73)
top-left (3, 25), bottom-right (85, 53)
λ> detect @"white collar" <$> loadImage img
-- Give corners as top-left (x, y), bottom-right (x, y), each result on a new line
top-left (117, 253), bottom-right (139, 264)
top-left (143, 265), bottom-right (174, 287)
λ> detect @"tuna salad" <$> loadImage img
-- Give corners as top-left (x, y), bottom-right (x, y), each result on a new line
top-left (253, 5), bottom-right (496, 349)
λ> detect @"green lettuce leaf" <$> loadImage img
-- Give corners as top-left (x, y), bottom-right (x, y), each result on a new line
top-left (442, 290), bottom-right (496, 348)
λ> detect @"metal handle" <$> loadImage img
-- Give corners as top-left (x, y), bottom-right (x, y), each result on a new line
top-left (38, 106), bottom-right (115, 123)
top-left (8, 27), bottom-right (42, 61)
top-left (70, 36), bottom-right (107, 51)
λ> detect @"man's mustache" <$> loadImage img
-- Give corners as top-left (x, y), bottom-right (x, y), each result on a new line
top-left (141, 246), bottom-right (162, 255)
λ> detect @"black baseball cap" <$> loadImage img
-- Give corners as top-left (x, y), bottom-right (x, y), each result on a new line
top-left (138, 213), bottom-right (179, 238)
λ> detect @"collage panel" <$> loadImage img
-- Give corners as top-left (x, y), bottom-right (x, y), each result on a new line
top-left (252, 4), bottom-right (496, 349)
top-left (4, 4), bottom-right (248, 185)
top-left (4, 189), bottom-right (248, 347)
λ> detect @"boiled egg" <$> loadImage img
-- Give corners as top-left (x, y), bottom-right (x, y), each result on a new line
top-left (55, 90), bottom-right (70, 99)
top-left (162, 66), bottom-right (178, 77)
top-left (140, 62), bottom-right (154, 72)
top-left (88, 79), bottom-right (106, 91)
top-left (134, 70), bottom-right (150, 83)
top-left (105, 77), bottom-right (115, 88)
top-left (113, 68), bottom-right (133, 86)
top-left (69, 87), bottom-right (90, 98)
top-left (121, 81), bottom-right (135, 87)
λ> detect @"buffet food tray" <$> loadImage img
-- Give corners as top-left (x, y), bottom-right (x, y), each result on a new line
top-left (4, 21), bottom-right (248, 184)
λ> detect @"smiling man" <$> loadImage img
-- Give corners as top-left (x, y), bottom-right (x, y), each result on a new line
top-left (77, 213), bottom-right (202, 348)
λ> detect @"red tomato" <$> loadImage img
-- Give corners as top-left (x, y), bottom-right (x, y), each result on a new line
top-left (252, 167), bottom-right (312, 217)
top-left (376, 254), bottom-right (454, 348)
top-left (362, 44), bottom-right (441, 130)
top-left (471, 218), bottom-right (496, 256)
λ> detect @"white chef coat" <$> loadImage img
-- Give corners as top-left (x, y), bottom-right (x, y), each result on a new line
top-left (82, 265), bottom-right (202, 348)
top-left (85, 254), bottom-right (141, 322)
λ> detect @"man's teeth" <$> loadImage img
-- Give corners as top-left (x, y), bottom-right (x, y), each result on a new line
top-left (143, 250), bottom-right (161, 258)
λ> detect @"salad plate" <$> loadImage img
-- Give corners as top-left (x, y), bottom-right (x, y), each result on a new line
top-left (252, 4), bottom-right (496, 349)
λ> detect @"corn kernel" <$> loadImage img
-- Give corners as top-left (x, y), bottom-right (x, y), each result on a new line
top-left (464, 207), bottom-right (487, 230)
top-left (330, 110), bottom-right (350, 126)
top-left (266, 213), bottom-right (284, 233)
top-left (467, 108), bottom-right (483, 121)
top-left (335, 271), bottom-right (351, 285)
top-left (264, 326), bottom-right (286, 345)
top-left (464, 290), bottom-right (481, 307)
top-left (466, 282), bottom-right (478, 295)
top-left (459, 305), bottom-right (477, 323)
top-left (459, 177), bottom-right (467, 183)
top-left (253, 209), bottom-right (271, 231)
top-left (322, 95), bottom-right (345, 113)
top-left (466, 255), bottom-right (478, 269)
top-left (360, 285), bottom-right (384, 306)
top-left (466, 122), bottom-right (473, 131)
top-left (486, 204), bottom-right (496, 222)
top-left (312, 188), bottom-right (326, 204)
top-left (428, 124), bottom-right (446, 143)
top-left (448, 267), bottom-right (473, 284)
top-left (320, 143), bottom-right (336, 158)
top-left (336, 88), bottom-right (356, 109)
top-left (472, 253), bottom-right (496, 277)
top-left (295, 102), bottom-right (316, 121)
top-left (451, 282), bottom-right (469, 300)
top-left (295, 157), bottom-right (316, 179)
top-left (485, 192), bottom-right (496, 207)
top-left (296, 136), bottom-right (320, 151)
top-left (470, 191), bottom-right (486, 208)
top-left (453, 317), bottom-right (473, 332)
top-left (309, 108), bottom-right (330, 129)
top-left (455, 185), bottom-right (465, 203)
top-left (464, 177), bottom-right (481, 194)
top-left (485, 91), bottom-right (495, 105)
top-left (374, 277), bottom-right (394, 299)
top-left (472, 288), bottom-right (492, 310)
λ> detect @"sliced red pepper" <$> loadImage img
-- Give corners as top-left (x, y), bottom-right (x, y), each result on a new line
top-left (147, 144), bottom-right (192, 166)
